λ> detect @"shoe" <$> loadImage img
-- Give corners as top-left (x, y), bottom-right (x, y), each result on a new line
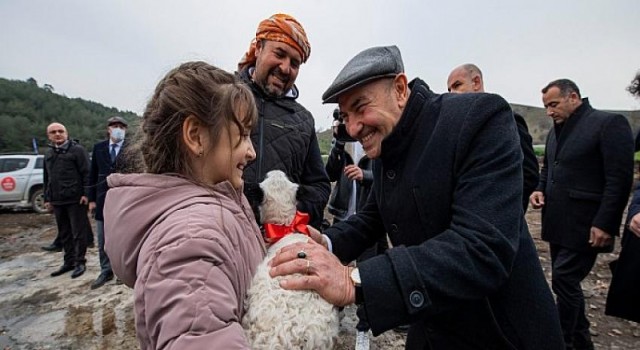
top-left (41, 244), bottom-right (62, 252)
top-left (91, 273), bottom-right (114, 289)
top-left (355, 330), bottom-right (370, 350)
top-left (51, 264), bottom-right (74, 277)
top-left (71, 264), bottom-right (86, 279)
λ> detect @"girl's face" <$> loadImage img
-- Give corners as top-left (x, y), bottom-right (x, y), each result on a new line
top-left (204, 121), bottom-right (256, 189)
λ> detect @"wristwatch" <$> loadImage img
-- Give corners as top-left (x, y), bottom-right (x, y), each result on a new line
top-left (350, 267), bottom-right (364, 304)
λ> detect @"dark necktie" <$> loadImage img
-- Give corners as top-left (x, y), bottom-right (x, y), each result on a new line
top-left (110, 144), bottom-right (117, 163)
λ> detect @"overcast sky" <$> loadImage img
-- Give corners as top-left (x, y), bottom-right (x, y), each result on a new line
top-left (1, 0), bottom-right (638, 130)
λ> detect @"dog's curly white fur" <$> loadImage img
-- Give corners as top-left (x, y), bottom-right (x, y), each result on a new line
top-left (242, 170), bottom-right (339, 349)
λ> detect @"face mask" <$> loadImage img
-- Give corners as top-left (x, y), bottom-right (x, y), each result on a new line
top-left (110, 127), bottom-right (125, 142)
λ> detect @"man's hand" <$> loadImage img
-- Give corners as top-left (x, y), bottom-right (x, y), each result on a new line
top-left (44, 202), bottom-right (53, 212)
top-left (589, 226), bottom-right (612, 248)
top-left (88, 202), bottom-right (96, 215)
top-left (307, 225), bottom-right (328, 250)
top-left (344, 165), bottom-right (364, 181)
top-left (79, 196), bottom-right (89, 205)
top-left (628, 213), bottom-right (640, 238)
top-left (530, 191), bottom-right (545, 209)
top-left (269, 240), bottom-right (355, 306)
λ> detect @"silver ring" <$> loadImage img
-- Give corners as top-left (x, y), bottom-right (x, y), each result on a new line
top-left (297, 250), bottom-right (307, 259)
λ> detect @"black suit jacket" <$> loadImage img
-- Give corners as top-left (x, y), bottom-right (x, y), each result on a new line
top-left (88, 140), bottom-right (127, 221)
top-left (538, 99), bottom-right (634, 252)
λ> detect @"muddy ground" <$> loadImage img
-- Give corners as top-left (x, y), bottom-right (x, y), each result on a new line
top-left (0, 208), bottom-right (639, 349)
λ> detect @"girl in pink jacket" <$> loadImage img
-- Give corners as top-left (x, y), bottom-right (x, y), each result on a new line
top-left (104, 61), bottom-right (266, 349)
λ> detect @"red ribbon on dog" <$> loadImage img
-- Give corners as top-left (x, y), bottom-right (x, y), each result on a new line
top-left (264, 211), bottom-right (311, 242)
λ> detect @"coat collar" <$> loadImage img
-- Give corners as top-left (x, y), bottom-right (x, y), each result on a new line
top-left (381, 78), bottom-right (435, 164)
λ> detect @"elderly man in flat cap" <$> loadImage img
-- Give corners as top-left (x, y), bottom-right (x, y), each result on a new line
top-left (270, 46), bottom-right (565, 349)
top-left (88, 115), bottom-right (128, 289)
top-left (237, 13), bottom-right (329, 230)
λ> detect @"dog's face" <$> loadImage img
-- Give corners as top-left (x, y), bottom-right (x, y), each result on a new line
top-left (259, 170), bottom-right (298, 225)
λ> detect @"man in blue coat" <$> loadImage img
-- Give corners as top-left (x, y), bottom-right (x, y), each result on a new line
top-left (530, 79), bottom-right (635, 349)
top-left (88, 116), bottom-right (128, 289)
top-left (270, 46), bottom-right (564, 349)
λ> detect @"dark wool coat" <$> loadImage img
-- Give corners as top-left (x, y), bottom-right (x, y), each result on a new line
top-left (88, 140), bottom-right (127, 221)
top-left (537, 99), bottom-right (634, 253)
top-left (326, 79), bottom-right (564, 350)
top-left (238, 68), bottom-right (330, 229)
top-left (325, 141), bottom-right (375, 222)
top-left (514, 112), bottom-right (539, 211)
top-left (44, 140), bottom-right (90, 205)
top-left (606, 183), bottom-right (640, 323)
top-left (325, 139), bottom-right (355, 221)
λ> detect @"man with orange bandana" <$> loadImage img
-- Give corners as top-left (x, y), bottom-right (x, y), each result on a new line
top-left (237, 13), bottom-right (330, 230)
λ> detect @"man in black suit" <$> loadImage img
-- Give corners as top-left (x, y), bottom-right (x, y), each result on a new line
top-left (45, 122), bottom-right (92, 279)
top-left (530, 79), bottom-right (634, 350)
top-left (88, 116), bottom-right (128, 289)
top-left (447, 63), bottom-right (539, 211)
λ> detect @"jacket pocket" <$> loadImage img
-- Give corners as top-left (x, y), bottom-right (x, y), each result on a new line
top-left (568, 189), bottom-right (602, 201)
top-left (60, 180), bottom-right (80, 199)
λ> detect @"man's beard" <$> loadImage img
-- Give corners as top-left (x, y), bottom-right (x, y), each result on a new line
top-left (257, 67), bottom-right (290, 98)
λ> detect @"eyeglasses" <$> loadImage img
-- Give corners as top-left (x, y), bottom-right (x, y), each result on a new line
top-left (48, 130), bottom-right (65, 134)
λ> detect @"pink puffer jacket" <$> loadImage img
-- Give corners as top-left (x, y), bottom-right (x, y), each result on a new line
top-left (104, 173), bottom-right (266, 349)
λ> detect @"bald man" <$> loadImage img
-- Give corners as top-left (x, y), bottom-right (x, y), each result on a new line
top-left (44, 122), bottom-right (92, 279)
top-left (448, 64), bottom-right (539, 210)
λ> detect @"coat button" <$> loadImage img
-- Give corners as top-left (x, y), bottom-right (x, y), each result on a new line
top-left (386, 170), bottom-right (396, 179)
top-left (409, 291), bottom-right (424, 307)
top-left (391, 224), bottom-right (398, 233)
top-left (554, 161), bottom-right (559, 165)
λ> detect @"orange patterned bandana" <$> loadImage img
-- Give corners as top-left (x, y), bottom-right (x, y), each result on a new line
top-left (238, 13), bottom-right (311, 71)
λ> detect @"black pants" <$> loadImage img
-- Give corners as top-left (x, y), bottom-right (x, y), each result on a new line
top-left (53, 203), bottom-right (91, 267)
top-left (52, 218), bottom-right (94, 247)
top-left (550, 244), bottom-right (598, 350)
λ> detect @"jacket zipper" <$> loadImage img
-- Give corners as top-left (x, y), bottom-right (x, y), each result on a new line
top-left (257, 98), bottom-right (265, 180)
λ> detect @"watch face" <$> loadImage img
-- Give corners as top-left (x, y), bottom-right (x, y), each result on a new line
top-left (350, 268), bottom-right (361, 285)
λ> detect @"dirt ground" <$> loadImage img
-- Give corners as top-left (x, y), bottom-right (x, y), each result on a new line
top-left (0, 207), bottom-right (639, 349)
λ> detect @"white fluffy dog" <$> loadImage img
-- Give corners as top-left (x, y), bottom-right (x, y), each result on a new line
top-left (242, 170), bottom-right (340, 349)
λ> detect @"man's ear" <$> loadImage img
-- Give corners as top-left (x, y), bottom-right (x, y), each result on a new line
top-left (472, 75), bottom-right (482, 92)
top-left (255, 39), bottom-right (264, 57)
top-left (182, 115), bottom-right (205, 157)
top-left (393, 73), bottom-right (409, 109)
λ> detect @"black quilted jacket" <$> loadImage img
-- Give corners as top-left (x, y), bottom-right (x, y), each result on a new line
top-left (238, 68), bottom-right (330, 229)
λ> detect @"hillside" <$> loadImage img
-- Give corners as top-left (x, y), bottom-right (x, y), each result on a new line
top-left (512, 103), bottom-right (640, 145)
top-left (317, 104), bottom-right (640, 155)
top-left (2, 77), bottom-right (638, 155)
top-left (0, 77), bottom-right (139, 153)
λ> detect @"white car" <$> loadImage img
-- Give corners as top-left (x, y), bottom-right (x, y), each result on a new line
top-left (0, 154), bottom-right (47, 213)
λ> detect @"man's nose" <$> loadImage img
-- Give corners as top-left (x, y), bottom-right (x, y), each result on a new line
top-left (346, 121), bottom-right (360, 138)
top-left (278, 59), bottom-right (291, 75)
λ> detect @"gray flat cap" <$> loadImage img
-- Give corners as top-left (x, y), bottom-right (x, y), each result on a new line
top-left (107, 116), bottom-right (128, 127)
top-left (322, 45), bottom-right (404, 104)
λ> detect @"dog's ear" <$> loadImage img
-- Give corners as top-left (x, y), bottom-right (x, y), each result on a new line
top-left (289, 183), bottom-right (299, 204)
